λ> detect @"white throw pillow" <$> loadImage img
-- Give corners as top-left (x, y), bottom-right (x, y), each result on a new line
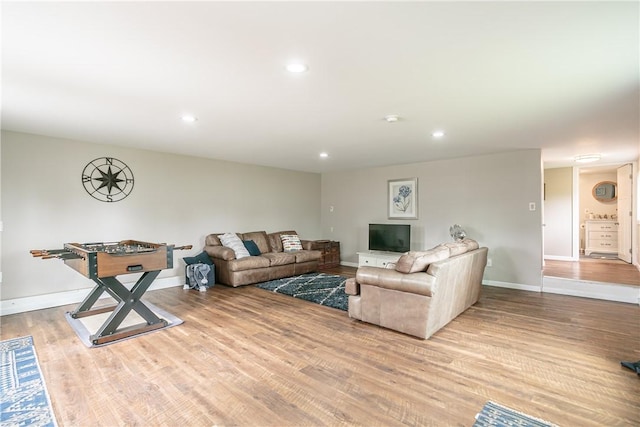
top-left (281, 234), bottom-right (303, 252)
top-left (218, 233), bottom-right (251, 259)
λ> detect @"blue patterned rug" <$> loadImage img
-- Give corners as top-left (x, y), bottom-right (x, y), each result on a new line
top-left (256, 272), bottom-right (348, 311)
top-left (1, 336), bottom-right (57, 426)
top-left (474, 401), bottom-right (557, 427)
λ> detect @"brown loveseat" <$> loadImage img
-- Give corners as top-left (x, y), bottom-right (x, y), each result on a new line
top-left (204, 230), bottom-right (321, 287)
top-left (346, 239), bottom-right (488, 339)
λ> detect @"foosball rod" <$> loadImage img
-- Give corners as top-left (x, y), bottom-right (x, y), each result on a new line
top-left (172, 245), bottom-right (193, 251)
top-left (42, 253), bottom-right (84, 260)
top-left (30, 248), bottom-right (71, 257)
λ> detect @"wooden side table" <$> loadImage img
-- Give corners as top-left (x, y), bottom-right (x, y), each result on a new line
top-left (310, 240), bottom-right (340, 269)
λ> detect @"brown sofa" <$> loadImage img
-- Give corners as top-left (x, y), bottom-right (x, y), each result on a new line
top-left (346, 240), bottom-right (488, 339)
top-left (204, 230), bottom-right (321, 287)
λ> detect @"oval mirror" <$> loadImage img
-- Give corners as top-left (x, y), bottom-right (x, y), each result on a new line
top-left (592, 181), bottom-right (617, 202)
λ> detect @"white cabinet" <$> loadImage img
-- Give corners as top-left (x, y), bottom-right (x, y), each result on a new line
top-left (357, 251), bottom-right (402, 268)
top-left (585, 220), bottom-right (618, 256)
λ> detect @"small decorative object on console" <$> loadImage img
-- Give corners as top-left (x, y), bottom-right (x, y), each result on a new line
top-left (449, 224), bottom-right (466, 242)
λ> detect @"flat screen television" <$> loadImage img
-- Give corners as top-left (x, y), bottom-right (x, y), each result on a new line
top-left (368, 224), bottom-right (410, 253)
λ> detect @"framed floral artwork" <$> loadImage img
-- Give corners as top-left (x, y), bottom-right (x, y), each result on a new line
top-left (388, 178), bottom-right (418, 219)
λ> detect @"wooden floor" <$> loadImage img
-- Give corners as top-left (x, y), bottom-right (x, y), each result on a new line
top-left (543, 257), bottom-right (640, 286)
top-left (1, 273), bottom-right (639, 427)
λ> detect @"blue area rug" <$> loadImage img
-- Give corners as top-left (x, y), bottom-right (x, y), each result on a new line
top-left (1, 336), bottom-right (57, 426)
top-left (474, 401), bottom-right (557, 427)
top-left (256, 272), bottom-right (348, 311)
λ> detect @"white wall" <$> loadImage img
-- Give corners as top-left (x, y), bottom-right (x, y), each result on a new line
top-left (321, 150), bottom-right (543, 287)
top-left (1, 131), bottom-right (321, 302)
top-left (544, 167), bottom-right (574, 258)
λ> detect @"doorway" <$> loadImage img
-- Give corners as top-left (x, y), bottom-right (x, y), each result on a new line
top-left (543, 163), bottom-right (636, 286)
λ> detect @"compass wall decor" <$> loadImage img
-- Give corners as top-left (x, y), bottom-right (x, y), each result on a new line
top-left (82, 157), bottom-right (135, 202)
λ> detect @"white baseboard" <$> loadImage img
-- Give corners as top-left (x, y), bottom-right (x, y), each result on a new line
top-left (340, 261), bottom-right (359, 268)
top-left (544, 255), bottom-right (577, 262)
top-left (483, 280), bottom-right (542, 293)
top-left (1, 275), bottom-right (183, 316)
top-left (542, 276), bottom-right (640, 305)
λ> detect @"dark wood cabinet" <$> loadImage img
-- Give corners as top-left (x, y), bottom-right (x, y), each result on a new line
top-left (310, 240), bottom-right (340, 269)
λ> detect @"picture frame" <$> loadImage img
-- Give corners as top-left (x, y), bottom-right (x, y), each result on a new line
top-left (388, 178), bottom-right (418, 219)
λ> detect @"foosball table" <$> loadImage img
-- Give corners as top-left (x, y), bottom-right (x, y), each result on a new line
top-left (31, 240), bottom-right (191, 345)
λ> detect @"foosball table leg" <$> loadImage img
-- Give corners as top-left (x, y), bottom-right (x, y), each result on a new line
top-left (69, 270), bottom-right (168, 345)
top-left (71, 282), bottom-right (109, 318)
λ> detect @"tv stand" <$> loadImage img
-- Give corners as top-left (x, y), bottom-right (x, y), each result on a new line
top-left (357, 251), bottom-right (403, 268)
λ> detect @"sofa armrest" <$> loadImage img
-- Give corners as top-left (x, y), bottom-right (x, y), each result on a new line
top-left (204, 245), bottom-right (236, 261)
top-left (345, 278), bottom-right (360, 295)
top-left (356, 266), bottom-right (434, 297)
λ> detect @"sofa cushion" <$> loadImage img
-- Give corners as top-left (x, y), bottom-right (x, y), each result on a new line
top-left (227, 256), bottom-right (270, 272)
top-left (395, 246), bottom-right (450, 273)
top-left (262, 252), bottom-right (296, 266)
top-left (239, 231), bottom-right (270, 254)
top-left (267, 232), bottom-right (284, 252)
top-left (183, 251), bottom-right (213, 265)
top-left (243, 240), bottom-right (261, 256)
top-left (281, 234), bottom-right (303, 252)
top-left (218, 233), bottom-right (251, 259)
top-left (293, 250), bottom-right (322, 263)
top-left (442, 242), bottom-right (468, 256)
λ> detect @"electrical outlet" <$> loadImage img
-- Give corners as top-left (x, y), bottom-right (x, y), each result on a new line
top-left (330, 227), bottom-right (334, 233)
top-left (486, 259), bottom-right (492, 267)
top-left (529, 202), bottom-right (536, 211)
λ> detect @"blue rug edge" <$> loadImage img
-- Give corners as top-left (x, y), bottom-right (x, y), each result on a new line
top-left (474, 401), bottom-right (558, 427)
top-left (1, 335), bottom-right (58, 427)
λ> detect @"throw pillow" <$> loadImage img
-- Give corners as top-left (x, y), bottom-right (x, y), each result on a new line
top-left (243, 240), bottom-right (261, 256)
top-left (395, 246), bottom-right (450, 274)
top-left (218, 233), bottom-right (251, 259)
top-left (281, 234), bottom-right (303, 252)
top-left (183, 251), bottom-right (213, 265)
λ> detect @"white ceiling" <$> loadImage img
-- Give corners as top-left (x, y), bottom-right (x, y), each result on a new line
top-left (2, 1), bottom-right (639, 173)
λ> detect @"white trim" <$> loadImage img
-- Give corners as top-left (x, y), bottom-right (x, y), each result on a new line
top-left (0, 275), bottom-right (183, 316)
top-left (543, 255), bottom-right (575, 262)
top-left (340, 261), bottom-right (359, 268)
top-left (483, 280), bottom-right (542, 293)
top-left (572, 166), bottom-right (580, 260)
top-left (542, 276), bottom-right (640, 305)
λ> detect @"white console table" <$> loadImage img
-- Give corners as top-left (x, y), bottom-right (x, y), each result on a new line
top-left (357, 251), bottom-right (403, 268)
top-left (585, 220), bottom-right (618, 256)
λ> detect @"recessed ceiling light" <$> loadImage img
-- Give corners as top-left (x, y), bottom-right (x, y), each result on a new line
top-left (574, 154), bottom-right (601, 163)
top-left (319, 152), bottom-right (329, 158)
top-left (385, 115), bottom-right (399, 123)
top-left (286, 63), bottom-right (308, 73)
top-left (432, 130), bottom-right (445, 138)
top-left (181, 115), bottom-right (197, 123)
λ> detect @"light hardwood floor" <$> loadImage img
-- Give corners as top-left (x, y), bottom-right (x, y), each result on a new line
top-left (543, 257), bottom-right (640, 286)
top-left (1, 275), bottom-right (639, 426)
